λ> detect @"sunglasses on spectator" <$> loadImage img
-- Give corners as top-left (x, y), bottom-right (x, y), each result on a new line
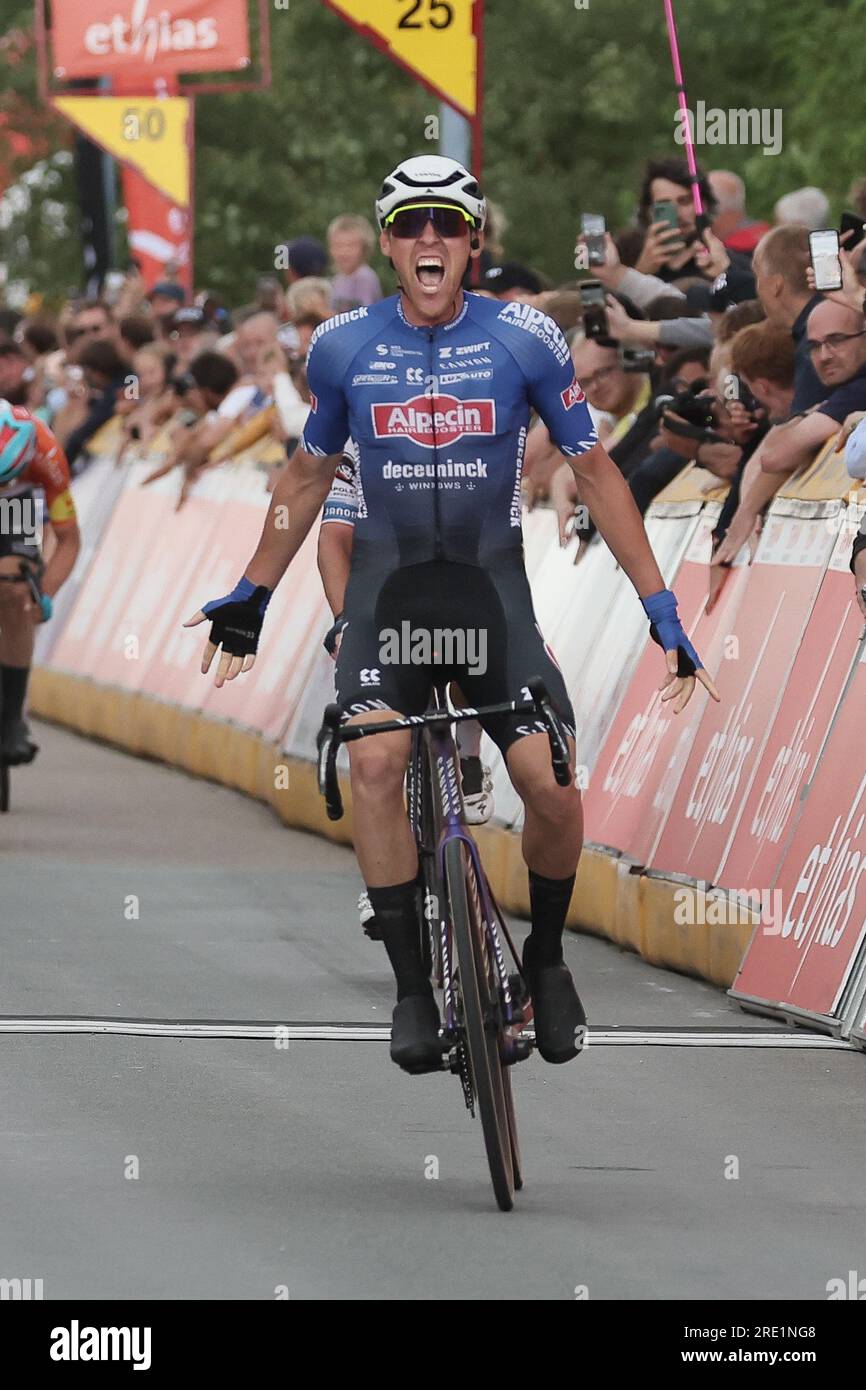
top-left (385, 203), bottom-right (473, 239)
top-left (578, 363), bottom-right (619, 390)
top-left (806, 330), bottom-right (866, 354)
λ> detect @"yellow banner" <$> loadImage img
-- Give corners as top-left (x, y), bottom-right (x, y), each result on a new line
top-left (325, 0), bottom-right (480, 117)
top-left (52, 96), bottom-right (190, 206)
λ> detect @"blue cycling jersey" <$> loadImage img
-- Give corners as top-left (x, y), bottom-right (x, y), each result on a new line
top-left (302, 291), bottom-right (597, 571)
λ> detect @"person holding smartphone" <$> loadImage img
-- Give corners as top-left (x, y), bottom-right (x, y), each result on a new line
top-left (635, 158), bottom-right (717, 281)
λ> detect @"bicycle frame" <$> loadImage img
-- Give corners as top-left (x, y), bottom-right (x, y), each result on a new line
top-left (316, 678), bottom-right (569, 1208)
top-left (317, 677), bottom-right (568, 1049)
top-left (420, 689), bottom-right (521, 1044)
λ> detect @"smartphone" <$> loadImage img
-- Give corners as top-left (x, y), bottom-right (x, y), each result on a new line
top-left (652, 200), bottom-right (681, 233)
top-left (580, 213), bottom-right (606, 267)
top-left (809, 229), bottom-right (843, 291)
top-left (580, 279), bottom-right (609, 341)
top-left (840, 211), bottom-right (866, 245)
top-left (621, 346), bottom-right (655, 373)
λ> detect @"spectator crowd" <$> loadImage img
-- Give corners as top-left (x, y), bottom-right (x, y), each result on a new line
top-left (2, 160), bottom-right (866, 607)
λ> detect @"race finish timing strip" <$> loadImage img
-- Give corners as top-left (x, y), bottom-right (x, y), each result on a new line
top-left (0, 1017), bottom-right (853, 1047)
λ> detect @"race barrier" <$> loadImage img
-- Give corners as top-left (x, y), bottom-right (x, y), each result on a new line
top-left (26, 422), bottom-right (866, 1038)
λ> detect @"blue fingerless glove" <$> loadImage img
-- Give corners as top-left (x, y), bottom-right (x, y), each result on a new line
top-left (201, 576), bottom-right (272, 657)
top-left (641, 589), bottom-right (702, 677)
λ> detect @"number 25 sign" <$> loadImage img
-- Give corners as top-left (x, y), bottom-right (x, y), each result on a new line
top-left (323, 0), bottom-right (483, 119)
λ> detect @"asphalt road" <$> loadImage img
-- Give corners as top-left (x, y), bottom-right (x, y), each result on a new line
top-left (1, 721), bottom-right (864, 1301)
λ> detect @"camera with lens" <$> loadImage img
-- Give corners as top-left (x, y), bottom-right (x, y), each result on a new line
top-left (654, 380), bottom-right (714, 430)
top-left (655, 380), bottom-right (729, 448)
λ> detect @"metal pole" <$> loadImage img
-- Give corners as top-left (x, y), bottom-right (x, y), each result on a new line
top-left (662, 0), bottom-right (706, 229)
top-left (439, 102), bottom-right (471, 169)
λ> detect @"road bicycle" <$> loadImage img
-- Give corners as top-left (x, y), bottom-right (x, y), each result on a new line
top-left (317, 677), bottom-right (572, 1211)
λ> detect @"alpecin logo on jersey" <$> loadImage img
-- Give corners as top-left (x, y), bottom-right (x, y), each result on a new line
top-left (561, 378), bottom-right (586, 410)
top-left (371, 395), bottom-right (496, 449)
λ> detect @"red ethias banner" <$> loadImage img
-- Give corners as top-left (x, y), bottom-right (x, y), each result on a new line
top-left (120, 165), bottom-right (191, 294)
top-left (732, 650), bottom-right (866, 1019)
top-left (648, 517), bottom-right (835, 885)
top-left (371, 396), bottom-right (496, 448)
top-left (51, 0), bottom-right (249, 80)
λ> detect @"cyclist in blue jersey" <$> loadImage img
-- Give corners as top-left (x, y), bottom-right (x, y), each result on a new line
top-left (318, 439), bottom-right (495, 830)
top-left (187, 156), bottom-right (719, 1074)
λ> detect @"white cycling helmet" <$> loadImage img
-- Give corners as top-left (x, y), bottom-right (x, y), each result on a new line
top-left (375, 155), bottom-right (486, 231)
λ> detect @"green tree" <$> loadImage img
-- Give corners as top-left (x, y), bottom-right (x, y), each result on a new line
top-left (4, 0), bottom-right (866, 298)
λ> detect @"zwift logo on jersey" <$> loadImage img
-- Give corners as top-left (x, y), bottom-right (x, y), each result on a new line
top-left (561, 377), bottom-right (586, 410)
top-left (371, 395), bottom-right (496, 448)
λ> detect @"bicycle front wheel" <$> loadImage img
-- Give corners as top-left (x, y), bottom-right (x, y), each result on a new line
top-left (444, 838), bottom-right (514, 1212)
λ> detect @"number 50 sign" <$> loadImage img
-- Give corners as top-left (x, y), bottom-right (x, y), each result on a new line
top-left (323, 0), bottom-right (483, 119)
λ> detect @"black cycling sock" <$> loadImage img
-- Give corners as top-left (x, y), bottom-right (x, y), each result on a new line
top-left (1, 665), bottom-right (29, 727)
top-left (367, 879), bottom-right (431, 1001)
top-left (526, 869), bottom-right (576, 968)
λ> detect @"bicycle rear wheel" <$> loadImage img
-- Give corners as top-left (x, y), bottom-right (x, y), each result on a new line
top-left (444, 838), bottom-right (514, 1212)
top-left (501, 1066), bottom-right (523, 1191)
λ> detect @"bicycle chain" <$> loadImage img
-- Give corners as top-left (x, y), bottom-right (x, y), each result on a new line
top-left (455, 1040), bottom-right (475, 1117)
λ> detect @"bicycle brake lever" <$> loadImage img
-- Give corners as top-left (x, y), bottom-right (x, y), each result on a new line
top-left (527, 678), bottom-right (571, 788)
top-left (316, 703), bottom-right (344, 820)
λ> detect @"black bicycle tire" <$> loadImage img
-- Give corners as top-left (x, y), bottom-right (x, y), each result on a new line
top-left (444, 837), bottom-right (514, 1212)
top-left (0, 762), bottom-right (8, 813)
top-left (464, 857), bottom-right (524, 1191)
top-left (413, 732), bottom-right (440, 983)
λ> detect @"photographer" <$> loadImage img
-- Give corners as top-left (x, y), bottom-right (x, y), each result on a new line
top-left (626, 346), bottom-right (715, 514)
top-left (635, 158), bottom-right (720, 283)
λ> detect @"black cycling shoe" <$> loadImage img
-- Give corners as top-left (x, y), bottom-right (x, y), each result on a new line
top-left (523, 938), bottom-right (587, 1064)
top-left (390, 993), bottom-right (443, 1074)
top-left (0, 719), bottom-right (38, 766)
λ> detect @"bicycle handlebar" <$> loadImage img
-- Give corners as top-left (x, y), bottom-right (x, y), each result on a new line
top-left (315, 679), bottom-right (572, 821)
top-left (0, 560), bottom-right (45, 611)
